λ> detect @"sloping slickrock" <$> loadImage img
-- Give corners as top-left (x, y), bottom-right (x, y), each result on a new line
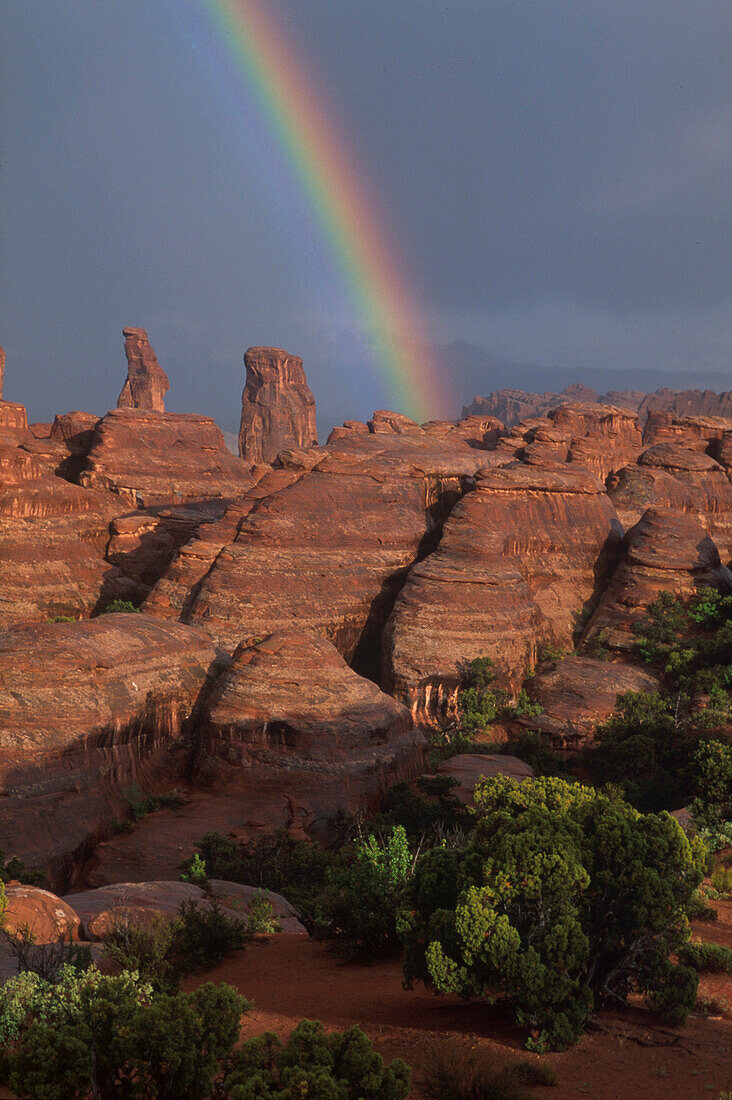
top-left (207, 881), bottom-right (305, 933)
top-left (581, 507), bottom-right (730, 654)
top-left (516, 656), bottom-right (661, 750)
top-left (436, 754), bottom-right (534, 804)
top-left (117, 327), bottom-right (170, 412)
top-left (79, 408), bottom-right (258, 507)
top-left (65, 881), bottom-right (210, 939)
top-left (183, 424), bottom-right (486, 661)
top-left (202, 629), bottom-right (422, 797)
top-left (143, 465), bottom-right (310, 621)
top-left (105, 502), bottom-right (226, 591)
top-left (382, 464), bottom-right (623, 723)
top-left (0, 614), bottom-right (218, 886)
top-left (238, 346), bottom-right (317, 464)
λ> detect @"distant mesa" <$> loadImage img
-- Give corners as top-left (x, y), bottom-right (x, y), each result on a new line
top-left (117, 327), bottom-right (169, 413)
top-left (238, 346), bottom-right (317, 465)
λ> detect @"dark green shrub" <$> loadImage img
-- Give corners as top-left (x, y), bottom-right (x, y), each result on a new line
top-left (1, 966), bottom-right (248, 1100)
top-left (376, 775), bottom-right (474, 842)
top-left (0, 849), bottom-right (46, 887)
top-left (678, 939), bottom-right (732, 973)
top-left (321, 825), bottom-right (414, 958)
top-left (225, 1018), bottom-right (411, 1100)
top-left (401, 777), bottom-right (700, 1050)
top-left (104, 914), bottom-right (177, 992)
top-left (170, 900), bottom-right (249, 974)
top-left (99, 599), bottom-right (141, 614)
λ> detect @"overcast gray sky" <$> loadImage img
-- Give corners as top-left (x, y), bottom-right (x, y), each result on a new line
top-left (1, 1), bottom-right (730, 432)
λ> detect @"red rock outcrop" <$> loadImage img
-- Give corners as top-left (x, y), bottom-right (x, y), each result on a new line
top-left (2, 884), bottom-right (82, 942)
top-left (0, 614), bottom-right (218, 887)
top-left (516, 655), bottom-right (660, 749)
top-left (436, 754), bottom-right (534, 804)
top-left (201, 628), bottom-right (423, 813)
top-left (0, 400), bottom-right (29, 447)
top-left (179, 423), bottom-right (485, 662)
top-left (581, 507), bottom-right (730, 654)
top-left (642, 411), bottom-right (732, 450)
top-left (0, 440), bottom-right (141, 623)
top-left (79, 408), bottom-right (258, 507)
top-left (0, 344), bottom-right (4, 398)
top-left (238, 347), bottom-right (317, 464)
top-left (382, 464), bottom-right (623, 724)
top-left (117, 327), bottom-right (169, 412)
top-left (546, 402), bottom-right (643, 479)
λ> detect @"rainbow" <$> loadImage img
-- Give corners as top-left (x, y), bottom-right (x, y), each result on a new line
top-left (195, 0), bottom-right (448, 422)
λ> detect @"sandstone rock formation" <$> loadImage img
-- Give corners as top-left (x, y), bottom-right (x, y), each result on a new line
top-left (436, 754), bottom-right (534, 803)
top-left (0, 343), bottom-right (4, 398)
top-left (0, 399), bottom-right (29, 447)
top-left (178, 421), bottom-right (486, 664)
top-left (0, 614), bottom-right (218, 887)
top-left (202, 628), bottom-right (422, 796)
top-left (80, 408), bottom-right (258, 507)
top-left (382, 464), bottom-right (623, 723)
top-left (238, 346), bottom-right (317, 464)
top-left (2, 883), bottom-right (82, 942)
top-left (117, 327), bottom-right (169, 412)
top-left (516, 655), bottom-right (660, 749)
top-left (581, 508), bottom-right (730, 654)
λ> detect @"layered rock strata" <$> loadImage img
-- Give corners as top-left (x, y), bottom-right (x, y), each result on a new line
top-left (201, 628), bottom-right (423, 815)
top-left (382, 464), bottom-right (623, 723)
top-left (79, 408), bottom-right (258, 507)
top-left (238, 346), bottom-right (317, 464)
top-left (581, 508), bottom-right (731, 653)
top-left (0, 614), bottom-right (218, 886)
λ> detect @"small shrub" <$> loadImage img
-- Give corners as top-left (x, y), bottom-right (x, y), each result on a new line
top-left (711, 866), bottom-right (732, 897)
top-left (0, 924), bottom-right (91, 983)
top-left (125, 784), bottom-right (185, 824)
top-left (245, 891), bottom-right (279, 934)
top-left (48, 614), bottom-right (76, 623)
top-left (422, 1040), bottom-right (556, 1100)
top-left (694, 992), bottom-right (731, 1018)
top-left (678, 939), bottom-right (732, 973)
top-left (104, 913), bottom-right (177, 992)
top-left (171, 900), bottom-right (249, 974)
top-left (224, 1018), bottom-right (411, 1100)
top-left (100, 599), bottom-right (141, 614)
top-left (180, 852), bottom-right (208, 888)
top-left (0, 850), bottom-right (46, 888)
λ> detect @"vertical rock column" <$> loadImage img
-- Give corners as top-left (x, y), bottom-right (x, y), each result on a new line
top-left (238, 347), bottom-right (317, 464)
top-left (0, 344), bottom-right (5, 398)
top-left (117, 327), bottom-right (170, 412)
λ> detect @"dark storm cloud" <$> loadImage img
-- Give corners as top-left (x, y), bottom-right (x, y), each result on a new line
top-left (0, 1), bottom-right (729, 431)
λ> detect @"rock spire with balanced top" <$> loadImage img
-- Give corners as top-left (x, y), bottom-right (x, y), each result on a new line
top-left (117, 327), bottom-right (169, 412)
top-left (238, 346), bottom-right (317, 465)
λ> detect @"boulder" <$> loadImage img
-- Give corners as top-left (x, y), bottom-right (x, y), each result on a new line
top-left (436, 754), bottom-right (534, 804)
top-left (238, 346), bottom-right (317, 464)
top-left (516, 655), bottom-right (661, 749)
top-left (65, 881), bottom-right (209, 939)
top-left (117, 327), bottom-right (170, 412)
top-left (0, 614), bottom-right (218, 886)
top-left (207, 881), bottom-right (305, 933)
top-left (382, 463), bottom-right (622, 723)
top-left (79, 408), bottom-right (258, 507)
top-left (201, 628), bottom-right (423, 813)
top-left (2, 883), bottom-right (81, 942)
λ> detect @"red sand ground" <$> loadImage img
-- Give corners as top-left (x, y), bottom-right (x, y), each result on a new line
top-left (1, 902), bottom-right (729, 1098)
top-left (183, 898), bottom-right (732, 1100)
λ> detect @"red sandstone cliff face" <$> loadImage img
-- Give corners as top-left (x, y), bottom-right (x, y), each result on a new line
top-left (80, 408), bottom-right (258, 507)
top-left (382, 464), bottom-right (623, 724)
top-left (117, 327), bottom-right (170, 412)
top-left (238, 346), bottom-right (317, 464)
top-left (179, 424), bottom-right (486, 665)
top-left (581, 507), bottom-right (730, 654)
top-left (0, 614), bottom-right (217, 887)
top-left (200, 628), bottom-right (423, 817)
